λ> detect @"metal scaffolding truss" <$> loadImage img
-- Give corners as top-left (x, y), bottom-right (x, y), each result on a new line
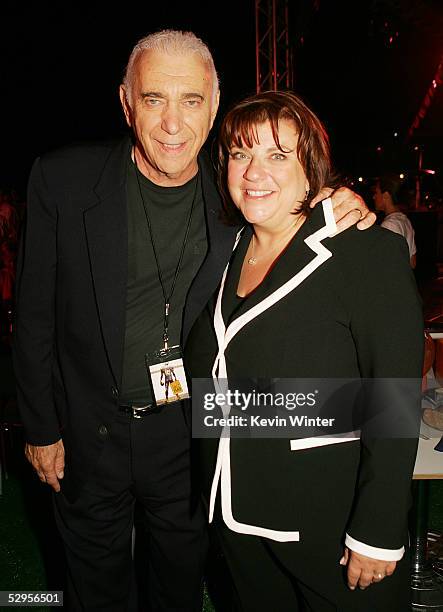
top-left (255, 0), bottom-right (293, 92)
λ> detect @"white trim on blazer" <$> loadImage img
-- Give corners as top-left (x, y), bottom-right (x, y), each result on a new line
top-left (209, 199), bottom-right (341, 541)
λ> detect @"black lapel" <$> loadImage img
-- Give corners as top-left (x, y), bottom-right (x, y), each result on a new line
top-left (182, 151), bottom-right (238, 341)
top-left (227, 205), bottom-right (332, 320)
top-left (83, 138), bottom-right (131, 387)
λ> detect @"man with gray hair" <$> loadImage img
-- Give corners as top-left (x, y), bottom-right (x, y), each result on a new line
top-left (13, 29), bottom-right (374, 610)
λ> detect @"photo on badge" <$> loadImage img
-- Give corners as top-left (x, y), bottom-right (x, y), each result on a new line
top-left (146, 346), bottom-right (190, 406)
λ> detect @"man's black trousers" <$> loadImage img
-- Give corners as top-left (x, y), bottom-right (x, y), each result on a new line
top-left (53, 405), bottom-right (208, 611)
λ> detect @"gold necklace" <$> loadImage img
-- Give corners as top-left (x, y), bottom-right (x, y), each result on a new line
top-left (247, 215), bottom-right (305, 266)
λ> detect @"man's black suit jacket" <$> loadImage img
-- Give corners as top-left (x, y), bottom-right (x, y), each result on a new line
top-left (13, 136), bottom-right (237, 501)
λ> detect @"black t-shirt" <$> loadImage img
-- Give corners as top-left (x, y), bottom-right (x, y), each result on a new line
top-left (120, 161), bottom-right (207, 405)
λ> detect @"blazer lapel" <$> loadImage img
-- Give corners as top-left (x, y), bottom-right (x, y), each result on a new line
top-left (83, 138), bottom-right (131, 387)
top-left (227, 202), bottom-right (336, 320)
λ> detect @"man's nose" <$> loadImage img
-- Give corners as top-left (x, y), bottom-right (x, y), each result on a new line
top-left (161, 103), bottom-right (183, 135)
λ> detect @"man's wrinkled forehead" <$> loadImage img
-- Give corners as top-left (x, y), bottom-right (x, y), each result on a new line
top-left (136, 49), bottom-right (213, 94)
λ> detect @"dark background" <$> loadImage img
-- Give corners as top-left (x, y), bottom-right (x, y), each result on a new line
top-left (1, 0), bottom-right (442, 201)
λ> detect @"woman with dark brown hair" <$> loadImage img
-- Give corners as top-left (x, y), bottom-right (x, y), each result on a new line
top-left (185, 90), bottom-right (423, 611)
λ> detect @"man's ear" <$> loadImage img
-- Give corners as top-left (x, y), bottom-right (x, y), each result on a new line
top-left (119, 85), bottom-right (132, 127)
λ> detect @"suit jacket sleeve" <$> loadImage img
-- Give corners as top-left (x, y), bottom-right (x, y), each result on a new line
top-left (13, 157), bottom-right (61, 445)
top-left (345, 229), bottom-right (423, 552)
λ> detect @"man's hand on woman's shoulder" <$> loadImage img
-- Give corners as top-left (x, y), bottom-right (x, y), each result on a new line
top-left (311, 187), bottom-right (376, 233)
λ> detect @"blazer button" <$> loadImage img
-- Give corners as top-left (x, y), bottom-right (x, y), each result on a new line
top-left (98, 425), bottom-right (108, 436)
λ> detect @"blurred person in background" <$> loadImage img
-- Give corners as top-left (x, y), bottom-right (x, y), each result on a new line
top-left (0, 188), bottom-right (20, 341)
top-left (373, 173), bottom-right (417, 268)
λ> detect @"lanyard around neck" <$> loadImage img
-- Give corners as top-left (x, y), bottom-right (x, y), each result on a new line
top-left (134, 161), bottom-right (199, 348)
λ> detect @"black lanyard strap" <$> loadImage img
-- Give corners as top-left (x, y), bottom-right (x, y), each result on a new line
top-left (134, 161), bottom-right (199, 348)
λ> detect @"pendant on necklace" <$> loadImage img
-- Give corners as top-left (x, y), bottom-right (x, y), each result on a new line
top-left (248, 257), bottom-right (257, 265)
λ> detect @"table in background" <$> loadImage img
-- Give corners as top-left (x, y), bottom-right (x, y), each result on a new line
top-left (411, 421), bottom-right (443, 611)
